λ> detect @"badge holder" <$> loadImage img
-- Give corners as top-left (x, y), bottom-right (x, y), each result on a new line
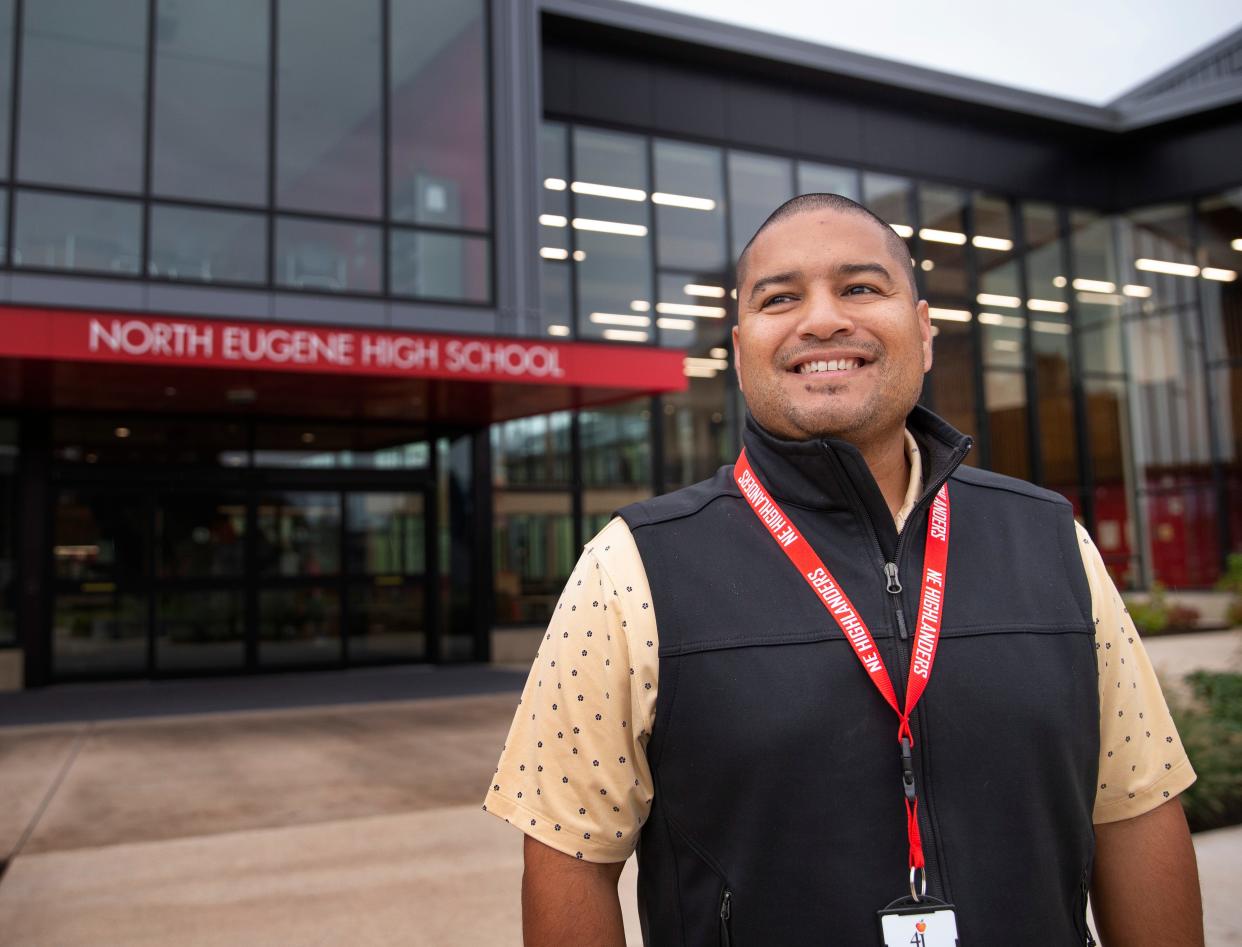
top-left (877, 870), bottom-right (959, 947)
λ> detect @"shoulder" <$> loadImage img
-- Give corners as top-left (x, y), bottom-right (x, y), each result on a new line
top-left (949, 465), bottom-right (1073, 510)
top-left (618, 466), bottom-right (738, 531)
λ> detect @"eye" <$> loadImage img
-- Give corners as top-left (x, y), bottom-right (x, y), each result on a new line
top-left (844, 284), bottom-right (879, 296)
top-left (762, 293), bottom-right (797, 307)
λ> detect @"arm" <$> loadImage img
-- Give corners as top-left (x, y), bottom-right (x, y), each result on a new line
top-left (1091, 796), bottom-right (1203, 946)
top-left (523, 835), bottom-right (627, 947)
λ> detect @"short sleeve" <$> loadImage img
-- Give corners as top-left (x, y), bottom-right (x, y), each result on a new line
top-left (482, 517), bottom-right (659, 862)
top-left (1078, 523), bottom-right (1196, 824)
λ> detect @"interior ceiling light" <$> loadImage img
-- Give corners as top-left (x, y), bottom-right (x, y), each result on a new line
top-left (1072, 278), bottom-right (1115, 293)
top-left (1076, 291), bottom-right (1123, 306)
top-left (1122, 284), bottom-right (1152, 298)
top-left (602, 328), bottom-right (648, 342)
top-left (590, 312), bottom-right (651, 327)
top-left (114, 426), bottom-right (131, 439)
top-left (1052, 276), bottom-right (1068, 288)
top-left (1202, 267), bottom-right (1237, 282)
top-left (539, 247), bottom-right (568, 260)
top-left (630, 300), bottom-right (651, 312)
top-left (928, 308), bottom-right (972, 323)
top-left (920, 259), bottom-right (935, 271)
top-left (992, 339), bottom-right (1022, 353)
top-left (684, 283), bottom-right (726, 298)
top-left (978, 312), bottom-right (1026, 329)
top-left (972, 235), bottom-right (1013, 251)
top-left (656, 317), bottom-right (695, 331)
top-left (572, 250), bottom-right (586, 262)
top-left (571, 218), bottom-right (648, 237)
top-left (1135, 258), bottom-right (1200, 277)
top-left (684, 365), bottom-right (719, 378)
top-left (544, 177), bottom-right (567, 191)
top-left (539, 214), bottom-right (567, 228)
top-left (547, 324), bottom-right (571, 337)
top-left (1027, 298), bottom-right (1070, 313)
top-left (300, 432), bottom-right (315, 444)
top-left (1231, 238), bottom-right (1242, 252)
top-left (976, 292), bottom-right (1021, 308)
top-left (652, 192), bottom-right (716, 211)
top-left (919, 228), bottom-right (966, 246)
top-left (655, 302), bottom-right (726, 318)
top-left (890, 224), bottom-right (914, 239)
top-left (1032, 320), bottom-right (1072, 335)
top-left (709, 347), bottom-right (729, 359)
top-left (685, 356), bottom-right (729, 370)
top-left (571, 181), bottom-right (646, 202)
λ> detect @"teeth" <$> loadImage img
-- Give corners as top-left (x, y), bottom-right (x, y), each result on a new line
top-left (798, 358), bottom-right (861, 374)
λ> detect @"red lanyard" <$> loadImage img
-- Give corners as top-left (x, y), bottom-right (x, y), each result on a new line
top-left (733, 448), bottom-right (951, 876)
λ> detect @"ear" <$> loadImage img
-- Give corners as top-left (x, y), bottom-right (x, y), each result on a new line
top-left (916, 299), bottom-right (933, 373)
top-left (731, 324), bottom-right (745, 393)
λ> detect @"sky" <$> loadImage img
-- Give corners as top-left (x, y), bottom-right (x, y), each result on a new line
top-left (631, 0), bottom-right (1242, 105)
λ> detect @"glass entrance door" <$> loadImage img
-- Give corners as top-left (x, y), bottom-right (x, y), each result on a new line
top-left (345, 492), bottom-right (428, 662)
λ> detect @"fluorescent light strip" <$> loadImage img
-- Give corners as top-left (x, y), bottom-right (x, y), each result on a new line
top-left (1135, 258), bottom-right (1200, 277)
top-left (684, 365), bottom-right (719, 378)
top-left (539, 247), bottom-right (568, 260)
top-left (992, 340), bottom-right (1022, 353)
top-left (928, 307), bottom-right (972, 323)
top-left (1202, 267), bottom-right (1237, 282)
top-left (571, 218), bottom-right (648, 237)
top-left (571, 181), bottom-right (647, 202)
top-left (1027, 298), bottom-right (1069, 313)
top-left (590, 312), bottom-right (651, 327)
top-left (1072, 278), bottom-right (1115, 293)
top-left (652, 192), bottom-right (716, 211)
top-left (547, 324), bottom-right (570, 337)
top-left (978, 312), bottom-right (1025, 329)
top-left (919, 228), bottom-right (966, 246)
top-left (544, 177), bottom-right (567, 191)
top-left (1077, 291), bottom-right (1123, 306)
top-left (709, 347), bottom-right (729, 359)
top-left (1232, 238), bottom-right (1242, 252)
top-left (972, 235), bottom-right (1013, 251)
top-left (684, 283), bottom-right (726, 298)
top-left (684, 357), bottom-right (729, 370)
top-left (656, 317), bottom-right (695, 331)
top-left (602, 328), bottom-right (648, 342)
top-left (1033, 320), bottom-right (1071, 335)
top-left (890, 224), bottom-right (914, 239)
top-left (976, 292), bottom-right (1021, 308)
top-left (655, 302), bottom-right (727, 318)
top-left (539, 214), bottom-right (567, 228)
top-left (1122, 284), bottom-right (1152, 298)
top-left (630, 300), bottom-right (651, 312)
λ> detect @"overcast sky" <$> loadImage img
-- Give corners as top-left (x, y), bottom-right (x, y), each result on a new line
top-left (631, 0), bottom-right (1242, 105)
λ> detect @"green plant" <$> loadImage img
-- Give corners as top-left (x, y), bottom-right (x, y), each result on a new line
top-left (1168, 671), bottom-right (1242, 833)
top-left (1217, 553), bottom-right (1242, 627)
top-left (1125, 583), bottom-right (1170, 635)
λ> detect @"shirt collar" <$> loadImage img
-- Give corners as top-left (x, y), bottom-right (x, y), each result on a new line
top-left (893, 429), bottom-right (923, 534)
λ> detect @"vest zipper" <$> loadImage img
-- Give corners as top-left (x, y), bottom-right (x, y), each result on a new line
top-left (884, 562), bottom-right (907, 639)
top-left (719, 888), bottom-right (733, 946)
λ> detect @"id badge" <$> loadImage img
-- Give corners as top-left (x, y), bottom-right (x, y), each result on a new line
top-left (877, 899), bottom-right (959, 947)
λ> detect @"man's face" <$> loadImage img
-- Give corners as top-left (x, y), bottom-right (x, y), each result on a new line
top-left (732, 209), bottom-right (933, 444)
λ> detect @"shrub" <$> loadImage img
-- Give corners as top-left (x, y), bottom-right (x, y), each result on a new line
top-left (1169, 671), bottom-right (1242, 833)
top-left (1217, 554), bottom-right (1242, 628)
top-left (1124, 582), bottom-right (1200, 635)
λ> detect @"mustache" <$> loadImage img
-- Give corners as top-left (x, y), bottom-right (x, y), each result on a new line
top-left (777, 342), bottom-right (884, 369)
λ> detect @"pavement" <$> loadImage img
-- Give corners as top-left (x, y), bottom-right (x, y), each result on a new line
top-left (0, 633), bottom-right (1238, 946)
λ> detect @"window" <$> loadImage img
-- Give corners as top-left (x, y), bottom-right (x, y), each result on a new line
top-left (149, 205), bottom-right (267, 285)
top-left (14, 191), bottom-right (141, 275)
top-left (274, 217), bottom-right (381, 294)
top-left (728, 151), bottom-right (793, 261)
top-left (390, 230), bottom-right (490, 302)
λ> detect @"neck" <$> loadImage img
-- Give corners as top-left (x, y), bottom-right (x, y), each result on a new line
top-left (857, 427), bottom-right (911, 519)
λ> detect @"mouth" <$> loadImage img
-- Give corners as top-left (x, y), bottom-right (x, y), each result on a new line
top-left (790, 356), bottom-right (869, 376)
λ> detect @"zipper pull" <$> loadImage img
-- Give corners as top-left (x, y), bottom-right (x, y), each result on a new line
top-left (720, 890), bottom-right (731, 921)
top-left (719, 889), bottom-right (733, 946)
top-left (884, 562), bottom-right (902, 594)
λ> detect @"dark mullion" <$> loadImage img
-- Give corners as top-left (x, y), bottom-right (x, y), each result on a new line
top-left (140, 0), bottom-right (156, 279)
top-left (380, 0), bottom-right (391, 298)
top-left (722, 146), bottom-right (743, 456)
top-left (650, 393), bottom-right (665, 497)
top-left (1188, 200), bottom-right (1232, 573)
top-left (570, 409), bottom-right (583, 555)
top-left (908, 181), bottom-right (934, 413)
top-left (5, 0), bottom-right (22, 266)
top-left (1058, 205), bottom-right (1096, 534)
top-left (265, 0), bottom-right (278, 288)
top-left (962, 190), bottom-right (990, 469)
top-left (565, 123), bottom-right (581, 341)
top-left (1010, 198), bottom-right (1043, 486)
top-left (338, 490), bottom-right (349, 666)
top-left (644, 134), bottom-right (660, 348)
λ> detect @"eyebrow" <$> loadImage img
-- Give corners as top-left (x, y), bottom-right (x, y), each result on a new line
top-left (746, 261), bottom-right (896, 302)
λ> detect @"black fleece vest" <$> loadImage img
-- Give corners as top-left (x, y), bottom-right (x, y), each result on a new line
top-left (618, 408), bottom-right (1099, 946)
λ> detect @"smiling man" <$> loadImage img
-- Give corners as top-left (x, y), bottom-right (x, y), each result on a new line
top-left (485, 194), bottom-right (1203, 946)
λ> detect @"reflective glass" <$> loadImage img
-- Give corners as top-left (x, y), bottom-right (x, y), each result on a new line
top-left (797, 161), bottom-right (858, 201)
top-left (1070, 210), bottom-right (1124, 375)
top-left (53, 490), bottom-right (146, 583)
top-left (256, 491), bottom-right (340, 577)
top-left (538, 124), bottom-right (572, 335)
top-left (14, 191), bottom-right (141, 275)
top-left (540, 261), bottom-right (572, 338)
top-left (258, 586), bottom-right (341, 666)
top-left (985, 370), bottom-right (1029, 481)
top-left (157, 493), bottom-right (246, 578)
top-left (349, 580), bottom-right (426, 661)
top-left (1083, 377), bottom-right (1138, 587)
top-left (0, 419), bottom-right (15, 647)
top-left (53, 591), bottom-right (147, 676)
top-left (974, 194), bottom-right (1024, 369)
top-left (156, 590), bottom-right (245, 671)
top-left (253, 424), bottom-right (428, 469)
top-left (274, 217), bottom-right (381, 293)
top-left (655, 271), bottom-right (729, 350)
top-left (928, 320), bottom-right (978, 444)
top-left (276, 0), bottom-right (381, 217)
top-left (919, 185), bottom-right (969, 302)
top-left (581, 399), bottom-right (651, 489)
top-left (0, 0), bottom-right (13, 178)
top-left (1197, 189), bottom-right (1242, 364)
top-left (663, 364), bottom-right (735, 491)
top-left (572, 128), bottom-right (653, 343)
top-left (1211, 365), bottom-right (1242, 559)
top-left (390, 230), bottom-right (490, 303)
top-left (18, 0), bottom-right (147, 190)
top-left (346, 493), bottom-right (425, 575)
top-left (728, 151), bottom-right (793, 261)
top-left (149, 205), bottom-right (267, 285)
top-left (862, 174), bottom-right (915, 254)
top-left (492, 490), bottom-right (573, 625)
top-left (390, 0), bottom-right (488, 229)
top-left (151, 0), bottom-right (268, 204)
top-left (53, 416), bottom-right (248, 467)
top-left (491, 413), bottom-right (572, 486)
top-left (653, 139), bottom-right (727, 273)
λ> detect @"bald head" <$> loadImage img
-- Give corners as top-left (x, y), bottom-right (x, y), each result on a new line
top-left (736, 193), bottom-right (917, 299)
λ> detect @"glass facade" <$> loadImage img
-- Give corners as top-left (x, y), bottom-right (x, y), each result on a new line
top-left (3, 0), bottom-right (491, 302)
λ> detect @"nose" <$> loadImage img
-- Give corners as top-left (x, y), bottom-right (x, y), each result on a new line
top-left (793, 287), bottom-right (855, 341)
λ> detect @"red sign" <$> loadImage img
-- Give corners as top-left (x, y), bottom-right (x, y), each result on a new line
top-left (0, 306), bottom-right (687, 392)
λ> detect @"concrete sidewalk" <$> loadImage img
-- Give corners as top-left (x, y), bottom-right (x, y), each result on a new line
top-left (0, 635), bottom-right (1238, 945)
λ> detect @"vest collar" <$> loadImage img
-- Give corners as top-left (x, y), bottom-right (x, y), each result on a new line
top-left (740, 406), bottom-right (972, 529)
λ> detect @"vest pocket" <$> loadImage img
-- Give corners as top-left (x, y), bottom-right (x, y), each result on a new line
top-left (719, 888), bottom-right (733, 946)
